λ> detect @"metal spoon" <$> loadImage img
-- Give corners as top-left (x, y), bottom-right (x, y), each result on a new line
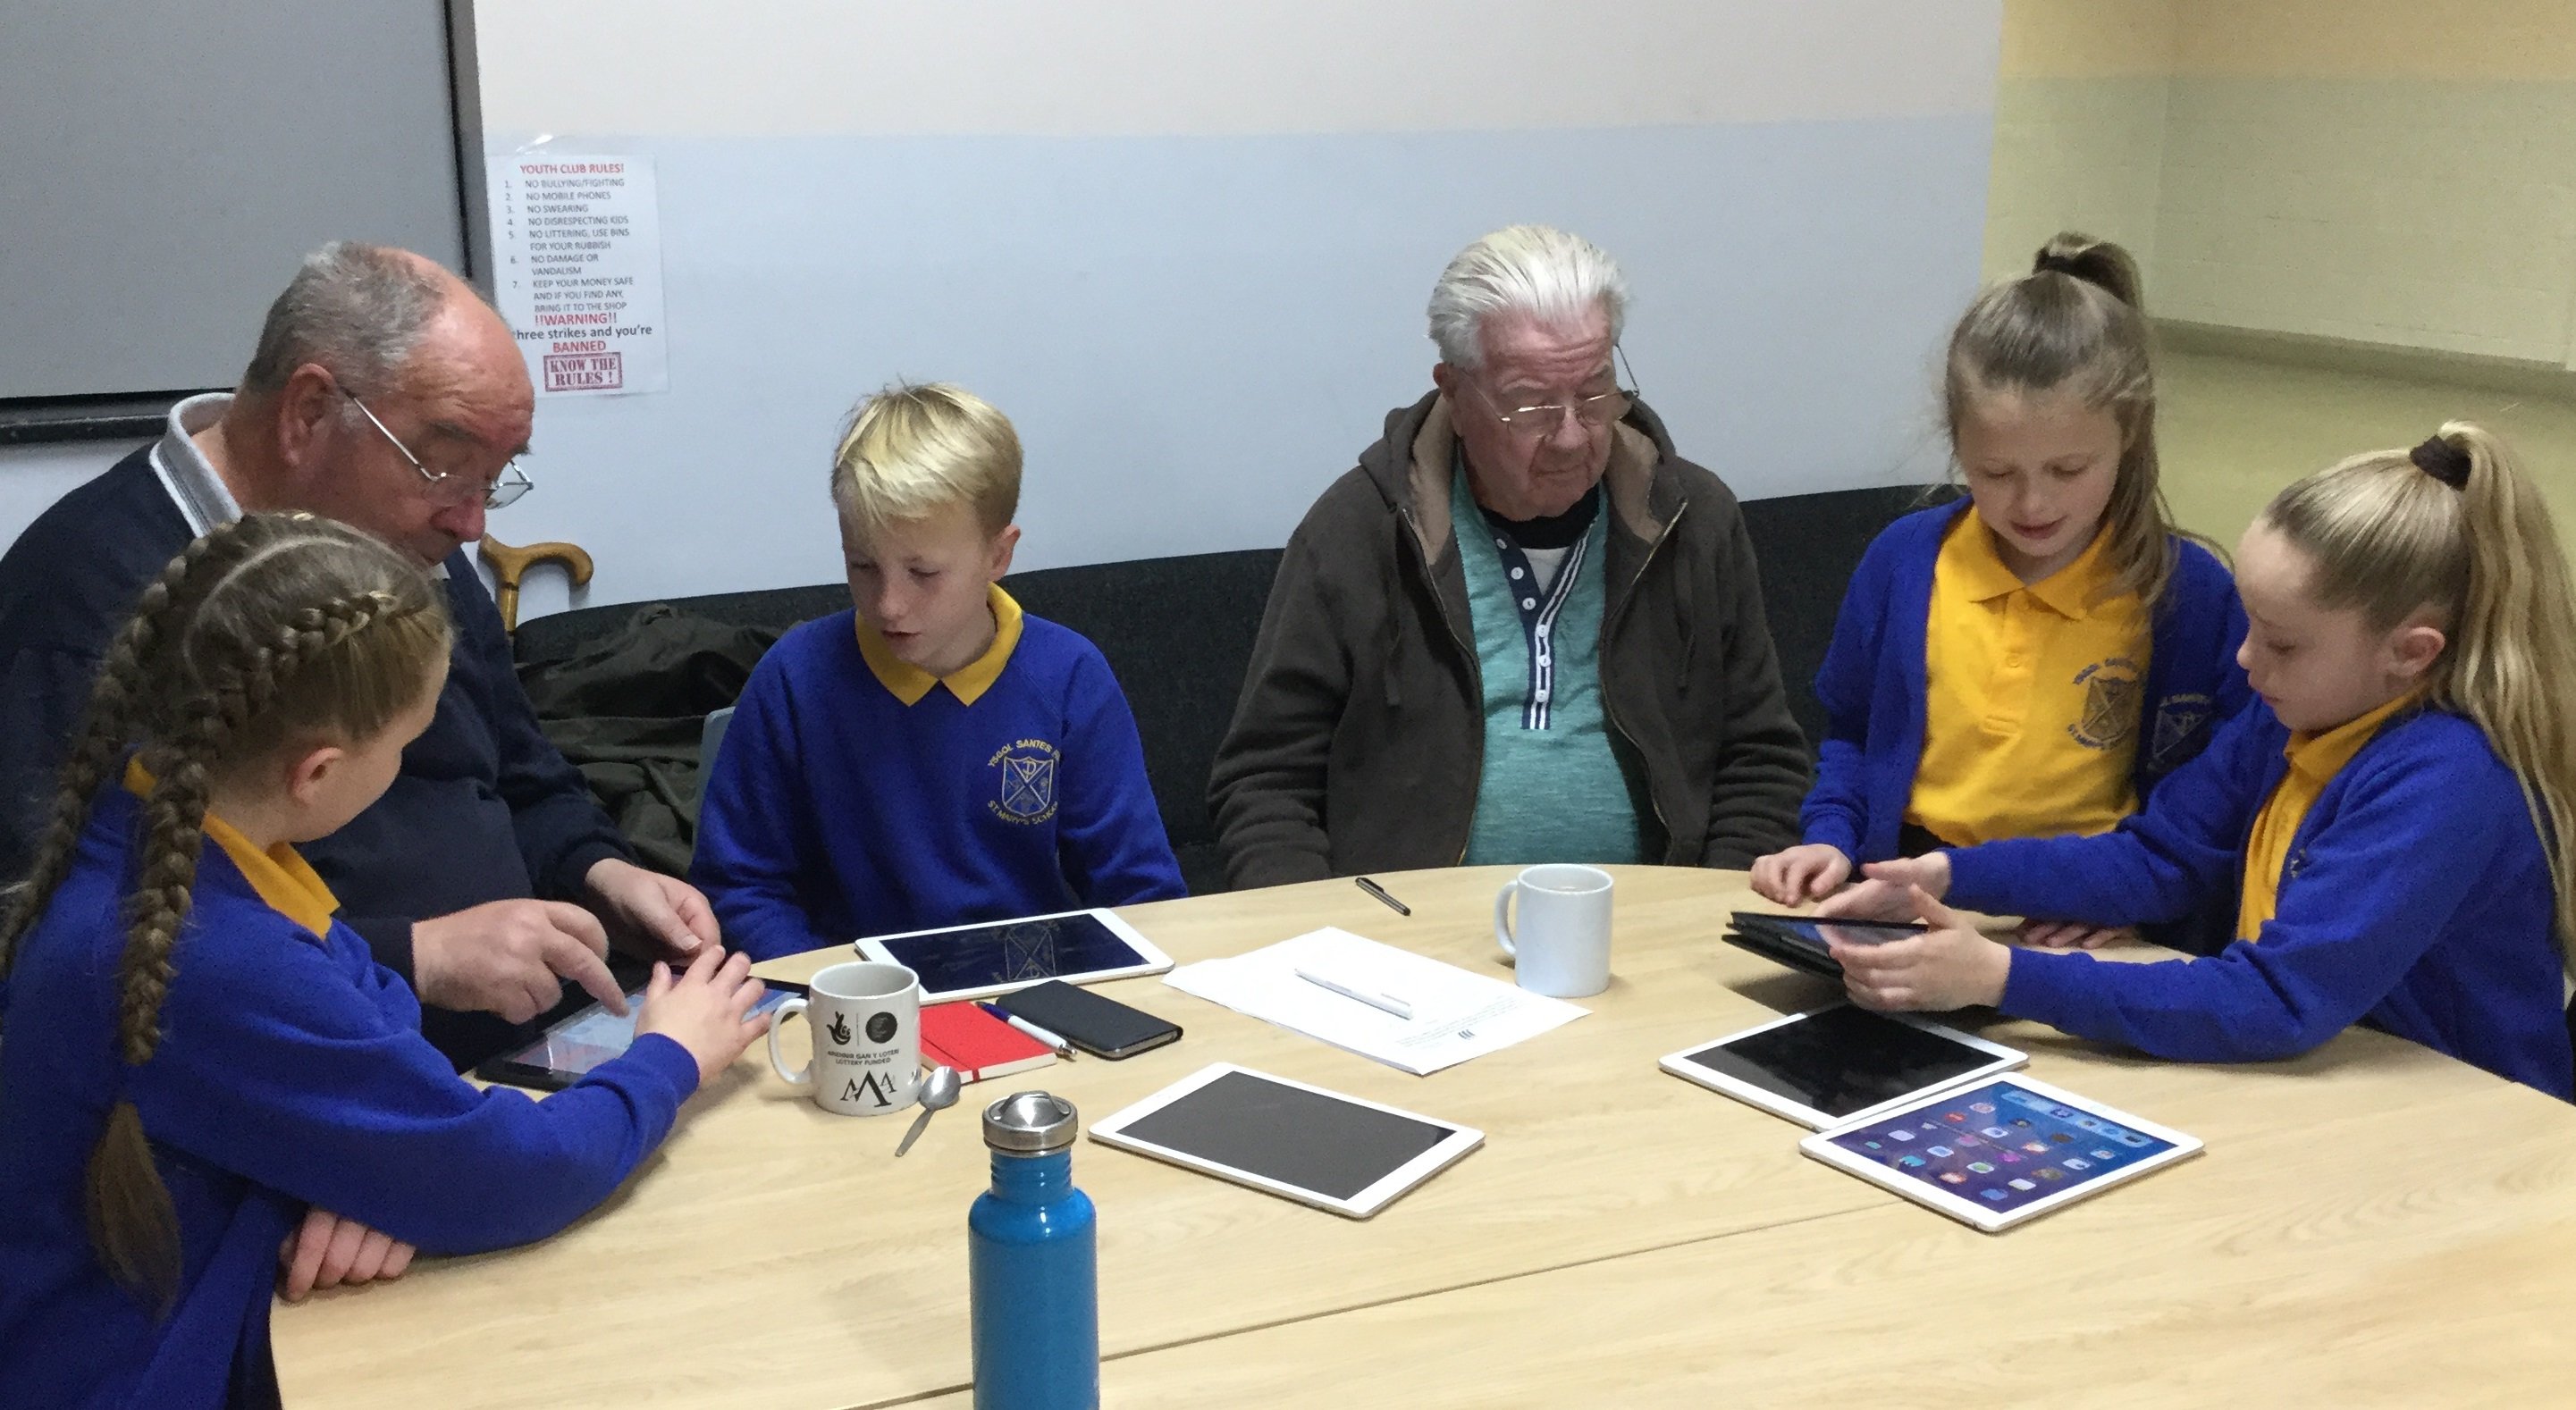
top-left (895, 1065), bottom-right (962, 1156)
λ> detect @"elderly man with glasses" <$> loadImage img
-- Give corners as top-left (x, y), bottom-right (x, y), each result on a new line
top-left (0, 242), bottom-right (714, 1070)
top-left (1211, 225), bottom-right (1809, 887)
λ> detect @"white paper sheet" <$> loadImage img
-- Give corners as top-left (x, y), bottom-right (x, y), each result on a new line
top-left (1162, 927), bottom-right (1587, 1075)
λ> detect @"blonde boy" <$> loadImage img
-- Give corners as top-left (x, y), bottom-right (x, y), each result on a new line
top-left (693, 382), bottom-right (1183, 958)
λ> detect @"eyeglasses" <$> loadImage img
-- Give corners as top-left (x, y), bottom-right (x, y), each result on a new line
top-left (340, 385), bottom-right (534, 510)
top-left (1473, 344), bottom-right (1643, 438)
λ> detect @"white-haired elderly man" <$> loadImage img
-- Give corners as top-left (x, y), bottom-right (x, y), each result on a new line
top-left (1211, 225), bottom-right (1810, 887)
top-left (0, 243), bottom-right (716, 1071)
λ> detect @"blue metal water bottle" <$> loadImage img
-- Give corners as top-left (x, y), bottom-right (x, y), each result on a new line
top-left (970, 1091), bottom-right (1099, 1409)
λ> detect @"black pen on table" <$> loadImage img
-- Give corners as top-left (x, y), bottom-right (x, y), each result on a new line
top-left (1354, 876), bottom-right (1411, 916)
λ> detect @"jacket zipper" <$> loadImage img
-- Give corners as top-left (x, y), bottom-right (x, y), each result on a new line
top-left (1399, 504), bottom-right (1482, 864)
top-left (1601, 501), bottom-right (1686, 859)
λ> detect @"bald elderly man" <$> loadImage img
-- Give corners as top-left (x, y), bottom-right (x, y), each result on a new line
top-left (0, 243), bottom-right (711, 1068)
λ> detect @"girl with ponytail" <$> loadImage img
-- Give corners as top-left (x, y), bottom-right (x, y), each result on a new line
top-left (1755, 233), bottom-right (2250, 955)
top-left (1820, 424), bottom-right (2576, 1101)
top-left (0, 515), bottom-right (771, 1407)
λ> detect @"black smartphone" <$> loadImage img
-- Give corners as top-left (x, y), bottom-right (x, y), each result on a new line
top-left (998, 980), bottom-right (1183, 1060)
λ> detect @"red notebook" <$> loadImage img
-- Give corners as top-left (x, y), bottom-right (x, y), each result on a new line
top-left (920, 1002), bottom-right (1058, 1084)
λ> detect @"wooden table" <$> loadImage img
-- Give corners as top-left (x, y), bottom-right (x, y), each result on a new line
top-left (274, 867), bottom-right (2576, 1407)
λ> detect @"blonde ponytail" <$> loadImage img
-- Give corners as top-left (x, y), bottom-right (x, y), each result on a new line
top-left (1944, 231), bottom-right (2201, 609)
top-left (2262, 423), bottom-right (2576, 977)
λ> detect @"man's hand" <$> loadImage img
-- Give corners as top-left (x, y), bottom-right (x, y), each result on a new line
top-left (279, 1208), bottom-right (416, 1303)
top-left (1814, 852), bottom-right (1953, 923)
top-left (411, 899), bottom-right (624, 1022)
top-left (1828, 885), bottom-right (2012, 1013)
top-left (585, 858), bottom-right (720, 962)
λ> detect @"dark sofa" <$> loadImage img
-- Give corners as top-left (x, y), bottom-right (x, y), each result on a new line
top-left (511, 483), bottom-right (1948, 895)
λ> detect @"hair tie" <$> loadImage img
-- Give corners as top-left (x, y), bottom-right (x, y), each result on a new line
top-left (2033, 251), bottom-right (2085, 279)
top-left (2410, 435), bottom-right (2471, 489)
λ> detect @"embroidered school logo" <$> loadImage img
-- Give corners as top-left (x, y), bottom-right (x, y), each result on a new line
top-left (2148, 693), bottom-right (2215, 772)
top-left (988, 738), bottom-right (1061, 824)
top-left (2067, 658), bottom-right (2142, 751)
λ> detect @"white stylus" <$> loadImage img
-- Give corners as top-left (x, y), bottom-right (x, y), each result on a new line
top-left (1294, 967), bottom-right (1414, 1020)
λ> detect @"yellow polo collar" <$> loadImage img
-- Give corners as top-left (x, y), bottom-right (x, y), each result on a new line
top-left (122, 758), bottom-right (340, 939)
top-left (1950, 514), bottom-right (2118, 619)
top-left (2283, 691), bottom-right (2420, 781)
top-left (854, 584), bottom-right (1024, 707)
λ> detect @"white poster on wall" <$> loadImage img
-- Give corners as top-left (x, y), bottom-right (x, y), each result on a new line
top-left (488, 154), bottom-right (669, 397)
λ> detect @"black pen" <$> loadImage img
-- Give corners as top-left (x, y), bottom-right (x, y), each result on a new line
top-left (1354, 876), bottom-right (1411, 916)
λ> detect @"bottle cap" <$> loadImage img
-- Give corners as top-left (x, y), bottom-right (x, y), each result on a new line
top-left (982, 1091), bottom-right (1079, 1153)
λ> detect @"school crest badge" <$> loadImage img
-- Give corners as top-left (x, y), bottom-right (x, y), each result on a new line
top-left (988, 738), bottom-right (1061, 824)
top-left (2067, 659), bottom-right (2141, 751)
top-left (2148, 693), bottom-right (2214, 772)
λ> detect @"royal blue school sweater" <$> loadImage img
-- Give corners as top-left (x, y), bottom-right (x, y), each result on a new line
top-left (0, 788), bottom-right (701, 1408)
top-left (1802, 501), bottom-right (2251, 864)
top-left (692, 607), bottom-right (1186, 961)
top-left (0, 446), bottom-right (633, 1065)
top-left (1943, 704), bottom-right (2575, 1101)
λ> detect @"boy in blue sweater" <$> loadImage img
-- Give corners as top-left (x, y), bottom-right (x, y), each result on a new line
top-left (1820, 424), bottom-right (2576, 1101)
top-left (0, 516), bottom-right (770, 1408)
top-left (694, 382), bottom-right (1184, 961)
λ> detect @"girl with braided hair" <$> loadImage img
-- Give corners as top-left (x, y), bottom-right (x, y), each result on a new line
top-left (0, 514), bottom-right (771, 1408)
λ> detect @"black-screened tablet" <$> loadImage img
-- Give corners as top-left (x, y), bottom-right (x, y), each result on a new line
top-left (1090, 1065), bottom-right (1484, 1218)
top-left (1660, 1004), bottom-right (2026, 1129)
top-left (854, 909), bottom-right (1172, 1002)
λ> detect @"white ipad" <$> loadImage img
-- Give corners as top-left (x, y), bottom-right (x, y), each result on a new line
top-left (1659, 1003), bottom-right (2027, 1130)
top-left (1800, 1073), bottom-right (2203, 1233)
top-left (854, 908), bottom-right (1172, 1003)
top-left (1089, 1063), bottom-right (1483, 1220)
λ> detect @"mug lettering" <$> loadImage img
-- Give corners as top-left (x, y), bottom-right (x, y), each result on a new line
top-left (841, 1070), bottom-right (900, 1108)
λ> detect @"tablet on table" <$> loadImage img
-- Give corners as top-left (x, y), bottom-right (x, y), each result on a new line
top-left (476, 980), bottom-right (803, 1091)
top-left (1800, 1074), bottom-right (2202, 1233)
top-left (1089, 1063), bottom-right (1483, 1220)
top-left (1660, 1003), bottom-right (2027, 1129)
top-left (854, 908), bottom-right (1172, 1003)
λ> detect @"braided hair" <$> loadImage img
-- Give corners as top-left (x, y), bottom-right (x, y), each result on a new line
top-left (0, 513), bottom-right (450, 1308)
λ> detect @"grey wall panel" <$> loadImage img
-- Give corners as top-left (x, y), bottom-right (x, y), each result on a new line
top-left (0, 2), bottom-right (466, 399)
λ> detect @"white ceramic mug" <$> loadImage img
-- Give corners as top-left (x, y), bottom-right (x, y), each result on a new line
top-left (1494, 864), bottom-right (1614, 997)
top-left (767, 961), bottom-right (922, 1116)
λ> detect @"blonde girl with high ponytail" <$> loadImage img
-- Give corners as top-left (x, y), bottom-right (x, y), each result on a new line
top-left (1814, 424), bottom-right (2576, 1103)
top-left (0, 515), bottom-right (773, 1408)
top-left (1755, 232), bottom-right (2251, 957)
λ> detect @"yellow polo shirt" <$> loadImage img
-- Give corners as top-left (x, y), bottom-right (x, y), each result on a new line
top-left (1905, 515), bottom-right (2149, 848)
top-left (2234, 692), bottom-right (2419, 942)
top-left (854, 585), bottom-right (1025, 708)
top-left (122, 758), bottom-right (339, 937)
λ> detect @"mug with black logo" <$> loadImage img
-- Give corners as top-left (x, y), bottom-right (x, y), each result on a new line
top-left (766, 961), bottom-right (922, 1116)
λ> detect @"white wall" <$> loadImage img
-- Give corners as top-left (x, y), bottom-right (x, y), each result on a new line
top-left (4, 2), bottom-right (2007, 618)
top-left (470, 0), bottom-right (2002, 617)
top-left (1985, 0), bottom-right (2576, 365)
top-left (1983, 0), bottom-right (2178, 281)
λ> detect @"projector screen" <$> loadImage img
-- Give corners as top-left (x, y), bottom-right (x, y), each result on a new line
top-left (0, 1), bottom-right (469, 401)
